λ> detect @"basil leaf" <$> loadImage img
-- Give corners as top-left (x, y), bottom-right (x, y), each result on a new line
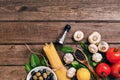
top-left (30, 53), bottom-right (41, 68)
top-left (25, 63), bottom-right (32, 72)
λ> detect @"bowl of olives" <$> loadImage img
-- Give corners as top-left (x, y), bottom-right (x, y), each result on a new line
top-left (27, 66), bottom-right (57, 80)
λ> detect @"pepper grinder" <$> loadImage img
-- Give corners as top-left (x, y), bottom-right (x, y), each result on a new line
top-left (58, 25), bottom-right (71, 44)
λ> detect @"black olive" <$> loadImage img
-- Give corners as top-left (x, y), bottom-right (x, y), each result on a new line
top-left (38, 70), bottom-right (43, 74)
top-left (50, 77), bottom-right (54, 80)
top-left (30, 77), bottom-right (33, 80)
top-left (43, 69), bottom-right (46, 73)
top-left (46, 76), bottom-right (50, 80)
top-left (31, 71), bottom-right (36, 76)
top-left (49, 73), bottom-right (54, 78)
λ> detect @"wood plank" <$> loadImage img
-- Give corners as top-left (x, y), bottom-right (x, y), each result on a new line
top-left (1, 0), bottom-right (120, 4)
top-left (1, 0), bottom-right (120, 20)
top-left (0, 66), bottom-right (26, 80)
top-left (0, 44), bottom-right (120, 65)
top-left (0, 22), bottom-right (119, 43)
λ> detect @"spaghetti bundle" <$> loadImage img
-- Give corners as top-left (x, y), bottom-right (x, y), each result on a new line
top-left (43, 42), bottom-right (70, 80)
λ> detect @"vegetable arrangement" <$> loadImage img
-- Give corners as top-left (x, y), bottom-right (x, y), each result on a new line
top-left (24, 25), bottom-right (120, 80)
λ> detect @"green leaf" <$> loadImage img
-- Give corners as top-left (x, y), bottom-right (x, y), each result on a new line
top-left (25, 63), bottom-right (32, 72)
top-left (30, 53), bottom-right (41, 68)
top-left (40, 57), bottom-right (47, 66)
top-left (60, 46), bottom-right (74, 53)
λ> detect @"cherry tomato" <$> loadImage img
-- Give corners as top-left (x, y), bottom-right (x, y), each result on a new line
top-left (96, 63), bottom-right (111, 78)
top-left (106, 48), bottom-right (120, 63)
top-left (111, 62), bottom-right (120, 78)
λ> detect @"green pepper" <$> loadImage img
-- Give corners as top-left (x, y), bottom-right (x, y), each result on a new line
top-left (70, 61), bottom-right (86, 69)
top-left (60, 46), bottom-right (73, 53)
top-left (25, 63), bottom-right (32, 72)
top-left (30, 53), bottom-right (41, 68)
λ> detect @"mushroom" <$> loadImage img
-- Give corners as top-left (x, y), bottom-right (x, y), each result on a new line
top-left (98, 41), bottom-right (109, 52)
top-left (88, 44), bottom-right (98, 54)
top-left (63, 53), bottom-right (74, 64)
top-left (92, 53), bottom-right (103, 62)
top-left (73, 31), bottom-right (84, 42)
top-left (88, 32), bottom-right (101, 44)
top-left (67, 67), bottom-right (76, 78)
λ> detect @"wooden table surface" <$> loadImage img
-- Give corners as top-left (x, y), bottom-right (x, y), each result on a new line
top-left (0, 0), bottom-right (120, 80)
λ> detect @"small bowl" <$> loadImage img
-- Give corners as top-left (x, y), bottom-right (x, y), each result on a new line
top-left (26, 66), bottom-right (57, 80)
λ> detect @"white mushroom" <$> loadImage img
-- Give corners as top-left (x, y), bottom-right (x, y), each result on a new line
top-left (92, 53), bottom-right (103, 62)
top-left (67, 67), bottom-right (76, 78)
top-left (63, 53), bottom-right (74, 64)
top-left (73, 31), bottom-right (84, 42)
top-left (98, 41), bottom-right (109, 52)
top-left (88, 44), bottom-right (98, 54)
top-left (88, 32), bottom-right (101, 44)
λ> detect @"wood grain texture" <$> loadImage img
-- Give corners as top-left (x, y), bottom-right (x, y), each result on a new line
top-left (1, 0), bottom-right (120, 20)
top-left (0, 66), bottom-right (26, 80)
top-left (0, 0), bottom-right (120, 80)
top-left (0, 44), bottom-right (119, 65)
top-left (0, 22), bottom-right (119, 43)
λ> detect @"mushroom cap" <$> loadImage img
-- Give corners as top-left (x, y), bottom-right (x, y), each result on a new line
top-left (88, 32), bottom-right (101, 44)
top-left (98, 41), bottom-right (109, 52)
top-left (88, 44), bottom-right (98, 54)
top-left (73, 31), bottom-right (84, 41)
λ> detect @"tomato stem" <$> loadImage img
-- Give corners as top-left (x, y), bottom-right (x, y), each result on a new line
top-left (119, 69), bottom-right (120, 74)
top-left (101, 72), bottom-right (106, 78)
top-left (114, 48), bottom-right (119, 52)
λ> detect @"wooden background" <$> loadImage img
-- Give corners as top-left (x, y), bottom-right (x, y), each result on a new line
top-left (0, 0), bottom-right (120, 80)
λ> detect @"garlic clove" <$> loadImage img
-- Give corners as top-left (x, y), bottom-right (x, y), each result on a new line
top-left (92, 53), bottom-right (103, 62)
top-left (88, 44), bottom-right (98, 54)
top-left (88, 32), bottom-right (101, 44)
top-left (67, 67), bottom-right (76, 78)
top-left (98, 41), bottom-right (109, 52)
top-left (63, 53), bottom-right (74, 64)
top-left (73, 31), bottom-right (84, 42)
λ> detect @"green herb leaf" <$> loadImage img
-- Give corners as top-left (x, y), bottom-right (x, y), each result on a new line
top-left (40, 57), bottom-right (47, 66)
top-left (60, 46), bottom-right (73, 53)
top-left (30, 53), bottom-right (41, 68)
top-left (25, 63), bottom-right (32, 72)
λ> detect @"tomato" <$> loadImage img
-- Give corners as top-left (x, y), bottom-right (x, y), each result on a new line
top-left (111, 62), bottom-right (120, 78)
top-left (96, 63), bottom-right (111, 78)
top-left (106, 48), bottom-right (120, 63)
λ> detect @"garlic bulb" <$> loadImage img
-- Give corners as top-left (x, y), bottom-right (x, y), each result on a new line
top-left (88, 32), bottom-right (101, 44)
top-left (88, 44), bottom-right (98, 54)
top-left (73, 31), bottom-right (84, 41)
top-left (63, 53), bottom-right (74, 64)
top-left (92, 53), bottom-right (103, 62)
top-left (98, 41), bottom-right (109, 52)
top-left (67, 67), bottom-right (76, 78)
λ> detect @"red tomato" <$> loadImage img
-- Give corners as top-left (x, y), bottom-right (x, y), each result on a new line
top-left (106, 48), bottom-right (120, 63)
top-left (111, 62), bottom-right (120, 78)
top-left (96, 63), bottom-right (111, 78)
